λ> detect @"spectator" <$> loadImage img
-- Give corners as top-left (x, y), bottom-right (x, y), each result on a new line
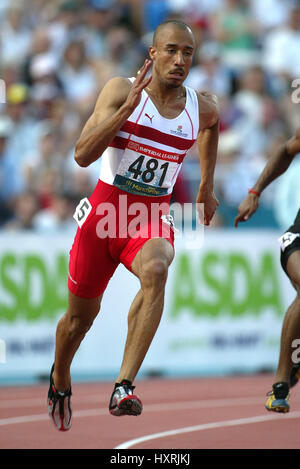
top-left (0, 5), bottom-right (31, 67)
top-left (22, 122), bottom-right (65, 194)
top-left (58, 40), bottom-right (98, 112)
top-left (5, 83), bottom-right (43, 158)
top-left (33, 165), bottom-right (65, 210)
top-left (33, 191), bottom-right (77, 233)
top-left (209, 0), bottom-right (260, 71)
top-left (185, 41), bottom-right (232, 97)
top-left (3, 191), bottom-right (40, 231)
top-left (46, 1), bottom-right (84, 60)
top-left (23, 27), bottom-right (53, 87)
top-left (143, 0), bottom-right (170, 32)
top-left (250, 0), bottom-right (293, 31)
top-left (262, 5), bottom-right (300, 80)
top-left (82, 0), bottom-right (118, 59)
top-left (231, 65), bottom-right (280, 157)
top-left (0, 115), bottom-right (21, 225)
top-left (104, 25), bottom-right (144, 76)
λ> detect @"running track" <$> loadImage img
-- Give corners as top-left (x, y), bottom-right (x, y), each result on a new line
top-left (1, 374), bottom-right (300, 449)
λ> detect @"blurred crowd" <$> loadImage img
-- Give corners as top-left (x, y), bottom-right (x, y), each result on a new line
top-left (0, 0), bottom-right (300, 232)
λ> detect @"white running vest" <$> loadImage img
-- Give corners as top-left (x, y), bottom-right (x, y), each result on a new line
top-left (99, 79), bottom-right (199, 197)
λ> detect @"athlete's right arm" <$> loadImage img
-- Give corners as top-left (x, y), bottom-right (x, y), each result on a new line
top-left (234, 127), bottom-right (300, 227)
top-left (74, 59), bottom-right (152, 167)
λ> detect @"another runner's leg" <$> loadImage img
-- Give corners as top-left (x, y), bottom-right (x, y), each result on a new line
top-left (275, 251), bottom-right (300, 384)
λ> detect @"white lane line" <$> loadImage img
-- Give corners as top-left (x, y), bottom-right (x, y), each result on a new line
top-left (0, 396), bottom-right (262, 426)
top-left (114, 411), bottom-right (300, 449)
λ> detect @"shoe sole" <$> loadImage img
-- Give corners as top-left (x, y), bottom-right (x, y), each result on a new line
top-left (48, 400), bottom-right (72, 431)
top-left (265, 399), bottom-right (290, 413)
top-left (110, 395), bottom-right (143, 416)
top-left (48, 390), bottom-right (72, 431)
top-left (266, 406), bottom-right (289, 413)
top-left (48, 405), bottom-right (73, 430)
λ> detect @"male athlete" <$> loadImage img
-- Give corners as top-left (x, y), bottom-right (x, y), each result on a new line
top-left (235, 127), bottom-right (300, 413)
top-left (47, 20), bottom-right (219, 431)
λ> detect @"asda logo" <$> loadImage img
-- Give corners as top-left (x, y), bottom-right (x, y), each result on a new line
top-left (0, 253), bottom-right (68, 322)
top-left (170, 250), bottom-right (283, 318)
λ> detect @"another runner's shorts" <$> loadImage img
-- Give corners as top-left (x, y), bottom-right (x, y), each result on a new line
top-left (279, 208), bottom-right (300, 275)
top-left (68, 179), bottom-right (175, 298)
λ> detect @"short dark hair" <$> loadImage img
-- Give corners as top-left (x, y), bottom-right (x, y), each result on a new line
top-left (152, 20), bottom-right (194, 47)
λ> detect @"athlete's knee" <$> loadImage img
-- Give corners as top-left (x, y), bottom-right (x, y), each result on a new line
top-left (62, 292), bottom-right (102, 339)
top-left (67, 316), bottom-right (94, 341)
top-left (62, 307), bottom-right (100, 340)
top-left (140, 258), bottom-right (169, 291)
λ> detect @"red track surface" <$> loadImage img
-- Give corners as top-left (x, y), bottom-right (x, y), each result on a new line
top-left (1, 374), bottom-right (300, 449)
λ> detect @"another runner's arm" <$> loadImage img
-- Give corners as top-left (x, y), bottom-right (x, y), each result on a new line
top-left (234, 127), bottom-right (300, 227)
top-left (74, 59), bottom-right (152, 167)
top-left (195, 92), bottom-right (220, 225)
top-left (249, 127), bottom-right (300, 195)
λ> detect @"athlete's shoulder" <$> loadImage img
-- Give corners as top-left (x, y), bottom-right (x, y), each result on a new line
top-left (97, 77), bottom-right (132, 106)
top-left (196, 90), bottom-right (218, 105)
top-left (194, 90), bottom-right (219, 129)
top-left (104, 76), bottom-right (133, 90)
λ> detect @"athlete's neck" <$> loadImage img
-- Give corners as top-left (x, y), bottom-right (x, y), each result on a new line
top-left (145, 78), bottom-right (186, 105)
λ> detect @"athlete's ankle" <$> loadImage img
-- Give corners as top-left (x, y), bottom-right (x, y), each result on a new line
top-left (115, 378), bottom-right (133, 388)
top-left (52, 370), bottom-right (71, 392)
top-left (274, 373), bottom-right (290, 385)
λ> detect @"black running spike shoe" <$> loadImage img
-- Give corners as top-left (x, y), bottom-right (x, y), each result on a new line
top-left (109, 379), bottom-right (143, 416)
top-left (47, 364), bottom-right (72, 431)
top-left (290, 363), bottom-right (300, 388)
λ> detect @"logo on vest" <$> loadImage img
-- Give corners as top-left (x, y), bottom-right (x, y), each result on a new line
top-left (128, 141), bottom-right (140, 151)
top-left (171, 125), bottom-right (188, 137)
top-left (145, 113), bottom-right (154, 124)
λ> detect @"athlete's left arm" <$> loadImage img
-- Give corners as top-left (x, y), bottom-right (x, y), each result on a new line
top-left (195, 91), bottom-right (220, 226)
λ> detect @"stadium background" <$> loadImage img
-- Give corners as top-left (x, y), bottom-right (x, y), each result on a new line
top-left (0, 0), bottom-right (300, 385)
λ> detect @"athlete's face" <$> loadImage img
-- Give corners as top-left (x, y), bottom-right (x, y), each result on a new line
top-left (149, 26), bottom-right (195, 88)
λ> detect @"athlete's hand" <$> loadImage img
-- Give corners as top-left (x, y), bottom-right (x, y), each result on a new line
top-left (124, 59), bottom-right (152, 112)
top-left (234, 193), bottom-right (259, 227)
top-left (196, 187), bottom-right (219, 226)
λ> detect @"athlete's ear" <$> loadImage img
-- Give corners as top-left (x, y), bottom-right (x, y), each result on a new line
top-left (148, 46), bottom-right (156, 61)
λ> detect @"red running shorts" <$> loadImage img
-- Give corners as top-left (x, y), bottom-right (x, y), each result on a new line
top-left (68, 179), bottom-right (175, 298)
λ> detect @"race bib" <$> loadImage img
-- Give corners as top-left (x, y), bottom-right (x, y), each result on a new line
top-left (113, 140), bottom-right (184, 196)
top-left (73, 197), bottom-right (92, 228)
top-left (278, 232), bottom-right (300, 252)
